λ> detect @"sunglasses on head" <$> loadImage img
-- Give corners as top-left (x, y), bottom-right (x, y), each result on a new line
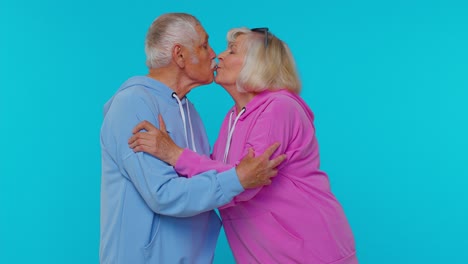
top-left (251, 27), bottom-right (269, 47)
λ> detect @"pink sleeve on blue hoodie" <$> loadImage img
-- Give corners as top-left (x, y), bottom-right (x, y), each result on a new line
top-left (175, 149), bottom-right (233, 177)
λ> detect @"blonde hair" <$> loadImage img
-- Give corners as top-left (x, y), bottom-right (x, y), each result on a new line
top-left (145, 13), bottom-right (201, 69)
top-left (226, 27), bottom-right (301, 94)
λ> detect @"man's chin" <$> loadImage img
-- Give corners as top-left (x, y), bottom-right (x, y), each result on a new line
top-left (203, 74), bottom-right (215, 84)
top-left (196, 80), bottom-right (213, 86)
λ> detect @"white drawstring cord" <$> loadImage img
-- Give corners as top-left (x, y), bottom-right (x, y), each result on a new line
top-left (223, 107), bottom-right (246, 163)
top-left (186, 102), bottom-right (197, 152)
top-left (172, 93), bottom-right (196, 151)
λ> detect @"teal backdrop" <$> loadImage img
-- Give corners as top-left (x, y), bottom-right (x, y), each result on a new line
top-left (1, 0), bottom-right (467, 263)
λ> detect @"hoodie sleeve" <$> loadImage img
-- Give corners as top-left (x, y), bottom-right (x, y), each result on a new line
top-left (172, 140), bottom-right (254, 210)
top-left (103, 89), bottom-right (243, 217)
top-left (174, 147), bottom-right (263, 210)
top-left (175, 148), bottom-right (233, 177)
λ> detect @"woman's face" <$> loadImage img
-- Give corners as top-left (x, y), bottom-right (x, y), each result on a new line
top-left (214, 34), bottom-right (248, 88)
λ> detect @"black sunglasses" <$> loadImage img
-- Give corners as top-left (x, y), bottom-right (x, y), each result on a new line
top-left (251, 27), bottom-right (269, 47)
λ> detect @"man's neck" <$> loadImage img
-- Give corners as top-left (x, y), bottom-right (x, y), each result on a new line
top-left (147, 68), bottom-right (191, 99)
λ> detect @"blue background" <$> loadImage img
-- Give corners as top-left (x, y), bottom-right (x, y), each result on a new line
top-left (1, 0), bottom-right (467, 263)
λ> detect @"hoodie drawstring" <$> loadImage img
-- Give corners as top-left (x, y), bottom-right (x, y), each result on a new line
top-left (172, 93), bottom-right (197, 152)
top-left (223, 107), bottom-right (246, 163)
top-left (186, 102), bottom-right (197, 152)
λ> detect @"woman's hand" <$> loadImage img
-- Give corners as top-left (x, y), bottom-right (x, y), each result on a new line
top-left (128, 114), bottom-right (183, 166)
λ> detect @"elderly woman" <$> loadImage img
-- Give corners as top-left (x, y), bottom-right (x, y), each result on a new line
top-left (129, 27), bottom-right (358, 263)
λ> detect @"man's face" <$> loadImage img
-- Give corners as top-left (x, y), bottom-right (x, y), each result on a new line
top-left (184, 25), bottom-right (217, 85)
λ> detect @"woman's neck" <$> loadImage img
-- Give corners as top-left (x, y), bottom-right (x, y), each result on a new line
top-left (221, 84), bottom-right (256, 112)
top-left (232, 91), bottom-right (255, 113)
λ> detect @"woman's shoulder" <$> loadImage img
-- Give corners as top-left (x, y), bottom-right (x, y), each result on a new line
top-left (261, 89), bottom-right (315, 122)
top-left (262, 90), bottom-right (304, 110)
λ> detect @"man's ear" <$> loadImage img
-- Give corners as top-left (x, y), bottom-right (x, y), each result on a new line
top-left (172, 44), bottom-right (185, 68)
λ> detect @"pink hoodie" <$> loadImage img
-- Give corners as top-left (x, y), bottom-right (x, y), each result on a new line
top-left (175, 90), bottom-right (358, 263)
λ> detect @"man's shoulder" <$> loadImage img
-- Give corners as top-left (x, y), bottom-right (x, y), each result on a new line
top-left (114, 84), bottom-right (150, 100)
top-left (104, 85), bottom-right (161, 119)
top-left (114, 77), bottom-right (170, 104)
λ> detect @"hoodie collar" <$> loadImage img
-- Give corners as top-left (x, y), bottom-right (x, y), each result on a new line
top-left (235, 89), bottom-right (290, 121)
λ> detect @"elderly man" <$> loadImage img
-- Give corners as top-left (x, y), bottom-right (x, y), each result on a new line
top-left (100, 13), bottom-right (284, 263)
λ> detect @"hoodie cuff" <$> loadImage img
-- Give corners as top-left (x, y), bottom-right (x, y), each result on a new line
top-left (174, 148), bottom-right (199, 177)
top-left (216, 167), bottom-right (244, 201)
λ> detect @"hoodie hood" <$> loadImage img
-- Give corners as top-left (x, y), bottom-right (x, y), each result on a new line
top-left (103, 76), bottom-right (179, 116)
top-left (102, 75), bottom-right (197, 151)
top-left (237, 89), bottom-right (314, 122)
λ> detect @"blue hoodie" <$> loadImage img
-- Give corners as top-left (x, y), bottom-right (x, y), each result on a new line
top-left (100, 76), bottom-right (243, 264)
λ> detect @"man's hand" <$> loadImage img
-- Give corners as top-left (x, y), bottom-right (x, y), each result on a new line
top-left (128, 114), bottom-right (183, 166)
top-left (235, 143), bottom-right (286, 189)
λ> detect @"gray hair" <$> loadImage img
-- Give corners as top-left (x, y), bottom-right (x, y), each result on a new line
top-left (145, 13), bottom-right (201, 69)
top-left (227, 28), bottom-right (301, 94)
